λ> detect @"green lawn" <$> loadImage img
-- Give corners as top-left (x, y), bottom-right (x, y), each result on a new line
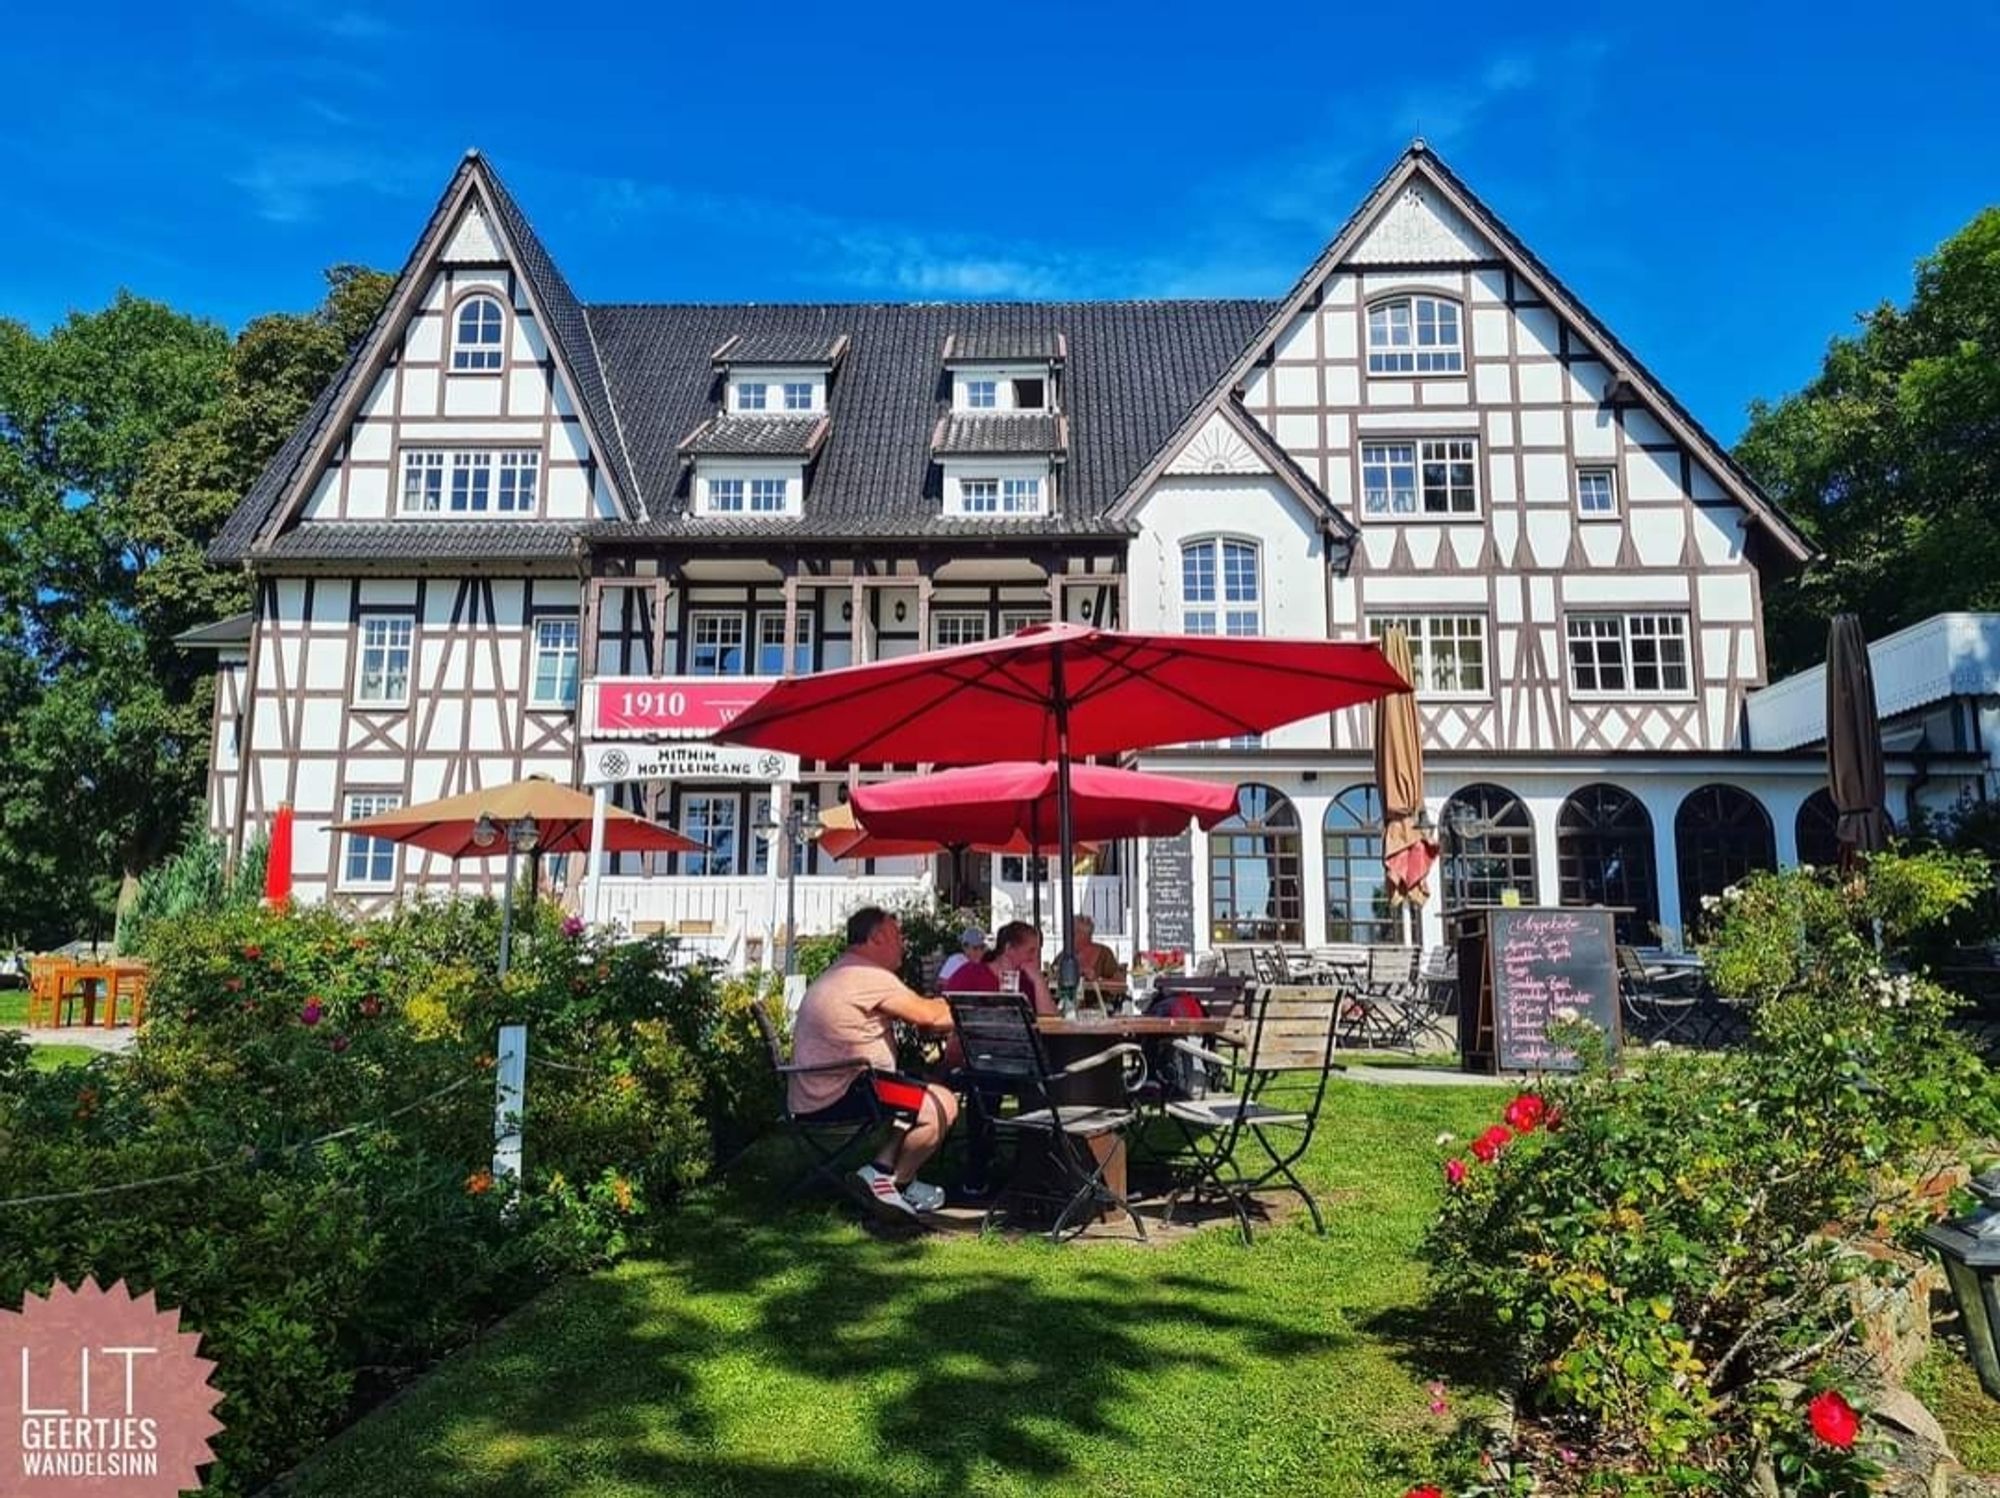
top-left (27, 1042), bottom-right (97, 1071)
top-left (0, 988), bottom-right (25, 1025)
top-left (282, 1081), bottom-right (1502, 1498)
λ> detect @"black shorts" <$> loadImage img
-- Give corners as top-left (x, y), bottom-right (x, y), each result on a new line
top-left (796, 1069), bottom-right (931, 1126)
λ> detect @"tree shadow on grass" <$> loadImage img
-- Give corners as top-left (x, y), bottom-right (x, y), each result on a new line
top-left (287, 1171), bottom-right (1357, 1498)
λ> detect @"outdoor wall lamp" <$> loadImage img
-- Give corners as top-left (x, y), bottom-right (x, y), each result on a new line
top-left (1920, 1168), bottom-right (2000, 1397)
top-left (893, 600), bottom-right (907, 622)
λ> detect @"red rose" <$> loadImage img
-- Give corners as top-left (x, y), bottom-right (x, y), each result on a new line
top-left (1504, 1094), bottom-right (1548, 1134)
top-left (1403, 1487), bottom-right (1445, 1498)
top-left (359, 996), bottom-right (383, 1019)
top-left (1444, 1159), bottom-right (1467, 1187)
top-left (1808, 1389), bottom-right (1859, 1449)
top-left (242, 944), bottom-right (262, 960)
top-left (1470, 1124), bottom-right (1512, 1164)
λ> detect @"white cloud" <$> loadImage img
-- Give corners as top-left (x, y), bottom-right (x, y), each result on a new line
top-left (231, 146), bottom-right (425, 225)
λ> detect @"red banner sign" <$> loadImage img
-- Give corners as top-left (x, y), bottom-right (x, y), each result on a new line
top-left (587, 677), bottom-right (775, 738)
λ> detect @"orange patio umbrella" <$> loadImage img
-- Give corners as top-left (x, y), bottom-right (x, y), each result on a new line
top-left (1373, 625), bottom-right (1438, 911)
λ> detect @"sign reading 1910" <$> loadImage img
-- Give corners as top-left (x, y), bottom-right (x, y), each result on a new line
top-left (587, 678), bottom-right (774, 737)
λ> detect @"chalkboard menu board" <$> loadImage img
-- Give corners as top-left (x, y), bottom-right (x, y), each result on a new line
top-left (1146, 832), bottom-right (1195, 951)
top-left (1458, 907), bottom-right (1619, 1073)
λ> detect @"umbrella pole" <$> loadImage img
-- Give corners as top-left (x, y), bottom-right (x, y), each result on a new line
top-left (1051, 647), bottom-right (1079, 1006)
top-left (499, 845), bottom-right (518, 979)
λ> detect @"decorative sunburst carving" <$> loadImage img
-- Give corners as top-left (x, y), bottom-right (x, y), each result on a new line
top-left (1349, 184), bottom-right (1491, 264)
top-left (1166, 414), bottom-right (1267, 476)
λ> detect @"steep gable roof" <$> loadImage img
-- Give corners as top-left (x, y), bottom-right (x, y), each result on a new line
top-left (210, 152), bottom-right (641, 564)
top-left (1112, 143), bottom-right (1814, 564)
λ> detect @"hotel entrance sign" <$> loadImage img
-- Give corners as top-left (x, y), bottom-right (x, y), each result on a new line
top-left (582, 741), bottom-right (799, 786)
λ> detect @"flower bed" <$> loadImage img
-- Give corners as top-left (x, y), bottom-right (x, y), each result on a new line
top-left (0, 896), bottom-right (771, 1496)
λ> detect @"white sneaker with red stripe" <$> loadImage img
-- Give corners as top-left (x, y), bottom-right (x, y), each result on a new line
top-left (853, 1164), bottom-right (917, 1219)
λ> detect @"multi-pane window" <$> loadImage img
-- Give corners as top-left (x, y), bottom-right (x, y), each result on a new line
top-left (933, 613), bottom-right (989, 649)
top-left (1557, 784), bottom-right (1658, 946)
top-left (708, 478), bottom-right (745, 513)
top-left (737, 382), bottom-right (767, 411)
top-left (755, 611), bottom-right (814, 675)
top-left (1181, 537), bottom-right (1261, 636)
top-left (959, 479), bottom-right (999, 514)
top-left (400, 450), bottom-right (539, 514)
top-left (749, 478), bottom-right (787, 513)
top-left (679, 793), bottom-right (739, 876)
top-left (530, 617), bottom-right (580, 708)
top-left (341, 793), bottom-right (402, 888)
top-left (355, 615), bottom-right (413, 704)
top-left (1567, 613), bottom-right (1690, 695)
top-left (451, 294), bottom-right (504, 372)
top-left (687, 613), bottom-right (746, 675)
top-left (1577, 467), bottom-right (1617, 516)
top-left (1367, 295), bottom-right (1463, 374)
top-left (966, 379), bottom-right (997, 409)
top-left (1001, 477), bottom-right (1042, 514)
top-left (1323, 785), bottom-right (1398, 945)
top-left (1208, 784), bottom-right (1304, 944)
top-left (782, 382), bottom-right (813, 411)
top-left (1360, 438), bottom-right (1478, 515)
top-left (999, 608), bottom-right (1047, 634)
top-left (1368, 615), bottom-right (1487, 695)
top-left (1440, 783), bottom-right (1538, 907)
top-left (1675, 785), bottom-right (1775, 931)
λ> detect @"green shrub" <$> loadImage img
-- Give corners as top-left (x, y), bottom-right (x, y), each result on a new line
top-left (1424, 849), bottom-right (2000, 1493)
top-left (0, 894), bottom-right (763, 1494)
top-left (117, 823), bottom-right (269, 956)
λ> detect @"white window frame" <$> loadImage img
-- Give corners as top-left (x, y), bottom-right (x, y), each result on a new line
top-left (1566, 612), bottom-right (1692, 699)
top-left (1009, 375), bottom-right (1047, 410)
top-left (749, 477), bottom-right (787, 513)
top-left (965, 379), bottom-right (997, 409)
top-left (1181, 536), bottom-right (1262, 637)
top-left (1001, 477), bottom-right (1044, 515)
top-left (958, 478), bottom-right (998, 514)
top-left (998, 608), bottom-right (1048, 635)
top-left (781, 381), bottom-right (813, 412)
top-left (451, 293), bottom-right (505, 373)
top-left (735, 381), bottom-right (768, 412)
top-left (1360, 437), bottom-right (1479, 518)
top-left (1367, 614), bottom-right (1489, 699)
top-left (707, 478), bottom-right (746, 513)
top-left (755, 610), bottom-right (814, 675)
top-left (398, 448), bottom-right (540, 517)
top-left (932, 612), bottom-right (990, 649)
top-left (1366, 294), bottom-right (1464, 375)
top-left (529, 617), bottom-right (580, 708)
top-left (678, 792), bottom-right (741, 876)
top-left (340, 792), bottom-right (403, 890)
top-left (687, 611), bottom-right (747, 676)
top-left (1576, 466), bottom-right (1618, 518)
top-left (354, 613), bottom-right (414, 706)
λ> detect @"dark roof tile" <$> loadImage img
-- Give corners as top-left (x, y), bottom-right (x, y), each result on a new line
top-left (712, 331), bottom-right (850, 367)
top-left (257, 522), bottom-right (583, 561)
top-left (944, 330), bottom-right (1066, 362)
top-left (933, 412), bottom-right (1064, 456)
top-left (679, 415), bottom-right (828, 458)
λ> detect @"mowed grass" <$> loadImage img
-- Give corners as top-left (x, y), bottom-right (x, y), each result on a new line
top-left (282, 1081), bottom-right (1501, 1498)
top-left (27, 1043), bottom-right (96, 1071)
top-left (0, 988), bottom-right (25, 1025)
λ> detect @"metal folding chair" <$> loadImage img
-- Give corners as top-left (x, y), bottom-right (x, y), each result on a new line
top-left (1161, 983), bottom-right (1341, 1244)
top-left (752, 1003), bottom-right (883, 1200)
top-left (1616, 945), bottom-right (1701, 1045)
top-left (945, 991), bottom-right (1149, 1243)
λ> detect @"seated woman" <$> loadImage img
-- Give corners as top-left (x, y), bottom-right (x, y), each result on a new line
top-left (941, 920), bottom-right (1053, 1197)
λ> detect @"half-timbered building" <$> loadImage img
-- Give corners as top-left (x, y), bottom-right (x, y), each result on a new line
top-left (197, 142), bottom-right (1928, 962)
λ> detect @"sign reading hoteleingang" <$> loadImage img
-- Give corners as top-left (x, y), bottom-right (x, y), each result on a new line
top-left (582, 742), bottom-right (801, 786)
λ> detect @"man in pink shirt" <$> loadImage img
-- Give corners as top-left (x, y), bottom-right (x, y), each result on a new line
top-left (790, 907), bottom-right (958, 1219)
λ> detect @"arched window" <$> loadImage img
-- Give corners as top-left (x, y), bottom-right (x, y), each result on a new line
top-left (1209, 783), bottom-right (1303, 944)
top-left (1796, 788), bottom-right (1841, 870)
top-left (1440, 783), bottom-right (1537, 908)
top-left (1180, 537), bottom-right (1261, 637)
top-left (1557, 784), bottom-right (1658, 945)
top-left (1675, 784), bottom-right (1775, 922)
top-left (1324, 784), bottom-right (1399, 944)
top-left (452, 293), bottom-right (505, 372)
top-left (1367, 294), bottom-right (1464, 375)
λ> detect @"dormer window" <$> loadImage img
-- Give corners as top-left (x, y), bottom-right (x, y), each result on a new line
top-left (451, 294), bottom-right (505, 372)
top-left (694, 466), bottom-right (803, 518)
top-left (783, 381), bottom-right (813, 412)
top-left (967, 379), bottom-right (997, 409)
top-left (1012, 377), bottom-right (1046, 410)
top-left (737, 382), bottom-right (768, 412)
top-left (1367, 295), bottom-right (1463, 375)
top-left (944, 469), bottom-right (1048, 518)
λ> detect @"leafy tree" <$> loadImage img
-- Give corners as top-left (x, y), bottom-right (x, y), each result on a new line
top-left (0, 267), bottom-right (391, 946)
top-left (1738, 207), bottom-right (2000, 675)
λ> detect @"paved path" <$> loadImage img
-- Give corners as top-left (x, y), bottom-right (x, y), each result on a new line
top-left (3, 1025), bottom-right (137, 1054)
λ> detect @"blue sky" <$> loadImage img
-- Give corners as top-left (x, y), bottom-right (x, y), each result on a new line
top-left (3, 0), bottom-right (1995, 442)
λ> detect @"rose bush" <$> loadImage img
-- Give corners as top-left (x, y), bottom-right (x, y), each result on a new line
top-left (1423, 848), bottom-right (1999, 1494)
top-left (0, 893), bottom-right (775, 1495)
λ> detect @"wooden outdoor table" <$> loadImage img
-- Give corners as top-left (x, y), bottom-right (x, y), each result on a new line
top-left (1036, 1015), bottom-right (1229, 1204)
top-left (56, 963), bottom-right (147, 1028)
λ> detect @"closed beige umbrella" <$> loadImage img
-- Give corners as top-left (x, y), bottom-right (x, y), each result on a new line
top-left (1373, 626), bottom-right (1437, 909)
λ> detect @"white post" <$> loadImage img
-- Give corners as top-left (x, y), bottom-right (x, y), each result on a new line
top-left (584, 784), bottom-right (609, 930)
top-left (493, 1022), bottom-right (527, 1198)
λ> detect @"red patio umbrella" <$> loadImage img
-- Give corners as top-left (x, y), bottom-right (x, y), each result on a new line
top-left (720, 624), bottom-right (1407, 986)
top-left (852, 762), bottom-right (1238, 846)
top-left (264, 803), bottom-right (295, 906)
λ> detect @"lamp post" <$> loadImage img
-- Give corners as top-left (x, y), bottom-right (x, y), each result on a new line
top-left (1921, 1168), bottom-right (2000, 1398)
top-left (474, 811), bottom-right (542, 979)
top-left (759, 804), bottom-right (822, 976)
